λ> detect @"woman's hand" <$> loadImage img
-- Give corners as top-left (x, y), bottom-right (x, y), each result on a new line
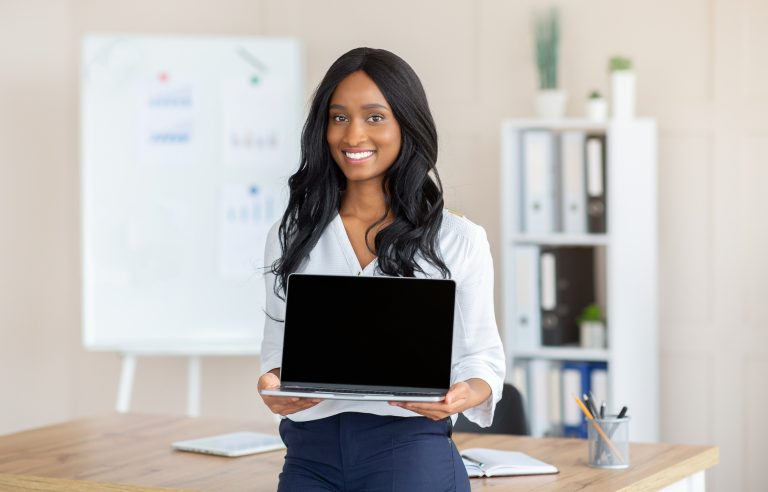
top-left (388, 379), bottom-right (491, 421)
top-left (258, 369), bottom-right (322, 416)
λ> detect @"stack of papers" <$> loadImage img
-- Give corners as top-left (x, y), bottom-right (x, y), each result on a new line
top-left (460, 448), bottom-right (559, 478)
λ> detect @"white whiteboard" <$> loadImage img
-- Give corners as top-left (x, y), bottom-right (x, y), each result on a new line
top-left (80, 35), bottom-right (303, 353)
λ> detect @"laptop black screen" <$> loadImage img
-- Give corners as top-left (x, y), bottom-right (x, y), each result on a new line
top-left (280, 274), bottom-right (456, 391)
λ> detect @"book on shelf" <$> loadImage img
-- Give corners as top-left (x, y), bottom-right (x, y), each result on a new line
top-left (461, 448), bottom-right (559, 478)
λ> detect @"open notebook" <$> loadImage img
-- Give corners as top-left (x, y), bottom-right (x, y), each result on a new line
top-left (460, 448), bottom-right (559, 478)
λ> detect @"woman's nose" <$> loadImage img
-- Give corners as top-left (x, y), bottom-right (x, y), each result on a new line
top-left (343, 119), bottom-right (367, 146)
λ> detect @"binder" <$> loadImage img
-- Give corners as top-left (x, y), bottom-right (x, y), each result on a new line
top-left (547, 361), bottom-right (562, 435)
top-left (539, 247), bottom-right (596, 346)
top-left (511, 361), bottom-right (528, 405)
top-left (561, 361), bottom-right (609, 438)
top-left (585, 135), bottom-right (607, 233)
top-left (527, 359), bottom-right (553, 437)
top-left (521, 131), bottom-right (559, 234)
top-left (512, 245), bottom-right (540, 350)
top-left (589, 362), bottom-right (609, 407)
top-left (560, 131), bottom-right (587, 234)
top-left (561, 361), bottom-right (588, 438)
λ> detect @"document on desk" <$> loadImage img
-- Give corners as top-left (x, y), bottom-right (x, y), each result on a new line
top-left (461, 448), bottom-right (559, 478)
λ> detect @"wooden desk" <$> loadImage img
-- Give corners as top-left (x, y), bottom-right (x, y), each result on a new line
top-left (0, 414), bottom-right (718, 491)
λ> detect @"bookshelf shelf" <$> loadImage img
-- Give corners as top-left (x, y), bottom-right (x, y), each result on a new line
top-left (509, 234), bottom-right (610, 246)
top-left (510, 347), bottom-right (610, 363)
top-left (500, 118), bottom-right (659, 442)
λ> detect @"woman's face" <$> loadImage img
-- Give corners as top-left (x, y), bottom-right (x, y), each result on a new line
top-left (326, 71), bottom-right (402, 185)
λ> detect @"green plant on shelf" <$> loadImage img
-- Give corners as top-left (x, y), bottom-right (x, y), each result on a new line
top-left (579, 303), bottom-right (604, 323)
top-left (609, 56), bottom-right (633, 72)
top-left (534, 7), bottom-right (560, 90)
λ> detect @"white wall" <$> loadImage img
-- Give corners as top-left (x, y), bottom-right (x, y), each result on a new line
top-left (1, 0), bottom-right (765, 490)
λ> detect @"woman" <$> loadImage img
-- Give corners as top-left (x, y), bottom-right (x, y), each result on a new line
top-left (258, 47), bottom-right (505, 491)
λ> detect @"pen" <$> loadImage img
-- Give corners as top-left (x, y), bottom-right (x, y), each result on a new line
top-left (617, 406), bottom-right (628, 419)
top-left (600, 401), bottom-right (606, 419)
top-left (572, 393), bottom-right (625, 465)
top-left (583, 393), bottom-right (599, 419)
top-left (460, 454), bottom-right (484, 468)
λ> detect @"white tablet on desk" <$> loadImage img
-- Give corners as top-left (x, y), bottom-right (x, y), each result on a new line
top-left (172, 431), bottom-right (286, 457)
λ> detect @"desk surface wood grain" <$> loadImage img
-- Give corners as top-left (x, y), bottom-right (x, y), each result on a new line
top-left (0, 414), bottom-right (718, 492)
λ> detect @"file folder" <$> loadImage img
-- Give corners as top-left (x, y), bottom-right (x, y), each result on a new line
top-left (512, 245), bottom-right (541, 350)
top-left (560, 131), bottom-right (587, 234)
top-left (585, 135), bottom-right (607, 233)
top-left (539, 246), bottom-right (596, 346)
top-left (561, 361), bottom-right (587, 437)
top-left (521, 131), bottom-right (559, 233)
top-left (561, 361), bottom-right (608, 438)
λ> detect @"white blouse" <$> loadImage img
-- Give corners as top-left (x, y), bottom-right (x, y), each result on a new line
top-left (260, 210), bottom-right (506, 427)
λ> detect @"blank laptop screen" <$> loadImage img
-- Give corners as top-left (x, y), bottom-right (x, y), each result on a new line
top-left (280, 274), bottom-right (456, 391)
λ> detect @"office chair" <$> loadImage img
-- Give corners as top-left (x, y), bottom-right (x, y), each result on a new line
top-left (453, 383), bottom-right (528, 435)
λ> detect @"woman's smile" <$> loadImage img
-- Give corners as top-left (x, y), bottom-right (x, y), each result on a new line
top-left (342, 148), bottom-right (376, 163)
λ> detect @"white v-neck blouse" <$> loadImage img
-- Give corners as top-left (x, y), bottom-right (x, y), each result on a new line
top-left (260, 210), bottom-right (506, 427)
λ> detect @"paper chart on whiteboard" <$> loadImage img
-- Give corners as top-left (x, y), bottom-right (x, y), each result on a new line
top-left (218, 184), bottom-right (279, 278)
top-left (138, 74), bottom-right (199, 165)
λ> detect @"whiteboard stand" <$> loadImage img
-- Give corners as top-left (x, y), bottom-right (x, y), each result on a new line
top-left (115, 354), bottom-right (203, 417)
top-left (114, 347), bottom-right (260, 416)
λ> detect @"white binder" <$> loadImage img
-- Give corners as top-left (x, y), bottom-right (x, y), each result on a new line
top-left (527, 359), bottom-right (552, 437)
top-left (560, 131), bottom-right (587, 234)
top-left (590, 365), bottom-right (608, 407)
top-left (521, 131), bottom-right (559, 233)
top-left (512, 245), bottom-right (540, 350)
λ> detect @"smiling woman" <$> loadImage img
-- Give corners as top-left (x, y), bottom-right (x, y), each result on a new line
top-left (257, 47), bottom-right (506, 492)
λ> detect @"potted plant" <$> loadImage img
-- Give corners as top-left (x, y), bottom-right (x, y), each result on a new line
top-left (578, 303), bottom-right (606, 349)
top-left (586, 90), bottom-right (607, 122)
top-left (609, 56), bottom-right (635, 119)
top-left (534, 7), bottom-right (566, 119)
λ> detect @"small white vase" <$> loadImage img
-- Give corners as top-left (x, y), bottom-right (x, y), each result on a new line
top-left (536, 89), bottom-right (567, 119)
top-left (580, 321), bottom-right (606, 349)
top-left (611, 70), bottom-right (635, 119)
top-left (586, 98), bottom-right (608, 122)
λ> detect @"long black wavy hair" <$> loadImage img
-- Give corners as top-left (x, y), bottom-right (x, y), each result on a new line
top-left (271, 47), bottom-right (450, 297)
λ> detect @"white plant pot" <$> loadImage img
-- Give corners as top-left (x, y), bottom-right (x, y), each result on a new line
top-left (580, 320), bottom-right (606, 349)
top-left (536, 89), bottom-right (567, 119)
top-left (586, 98), bottom-right (608, 122)
top-left (611, 70), bottom-right (635, 119)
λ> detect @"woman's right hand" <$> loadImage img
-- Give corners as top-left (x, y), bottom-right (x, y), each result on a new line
top-left (257, 369), bottom-right (322, 416)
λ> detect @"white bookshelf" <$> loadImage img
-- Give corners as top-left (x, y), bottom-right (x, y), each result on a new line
top-left (500, 118), bottom-right (659, 442)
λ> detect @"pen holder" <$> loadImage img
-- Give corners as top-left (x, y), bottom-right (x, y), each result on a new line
top-left (587, 416), bottom-right (630, 469)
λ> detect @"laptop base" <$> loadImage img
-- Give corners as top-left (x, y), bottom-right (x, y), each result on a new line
top-left (259, 388), bottom-right (444, 402)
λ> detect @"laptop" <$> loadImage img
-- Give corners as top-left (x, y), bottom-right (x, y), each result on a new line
top-left (259, 273), bottom-right (456, 402)
top-left (172, 431), bottom-right (285, 457)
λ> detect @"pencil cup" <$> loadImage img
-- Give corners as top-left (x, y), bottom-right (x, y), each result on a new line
top-left (587, 417), bottom-right (630, 469)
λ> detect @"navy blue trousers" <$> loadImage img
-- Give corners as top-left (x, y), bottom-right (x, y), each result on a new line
top-left (277, 412), bottom-right (471, 492)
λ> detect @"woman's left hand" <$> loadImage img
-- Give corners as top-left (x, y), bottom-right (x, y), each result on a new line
top-left (388, 378), bottom-right (491, 421)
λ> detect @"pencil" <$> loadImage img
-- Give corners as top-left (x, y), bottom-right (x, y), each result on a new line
top-left (572, 393), bottom-right (626, 465)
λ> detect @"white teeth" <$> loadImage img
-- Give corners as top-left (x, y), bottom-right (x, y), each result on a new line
top-left (344, 151), bottom-right (374, 160)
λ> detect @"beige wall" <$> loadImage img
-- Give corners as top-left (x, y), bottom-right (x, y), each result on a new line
top-left (1, 0), bottom-right (765, 490)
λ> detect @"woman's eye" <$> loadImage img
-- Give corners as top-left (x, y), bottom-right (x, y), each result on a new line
top-left (368, 114), bottom-right (384, 123)
top-left (331, 114), bottom-right (347, 123)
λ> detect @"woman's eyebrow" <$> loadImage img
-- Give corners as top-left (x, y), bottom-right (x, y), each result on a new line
top-left (328, 103), bottom-right (389, 111)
